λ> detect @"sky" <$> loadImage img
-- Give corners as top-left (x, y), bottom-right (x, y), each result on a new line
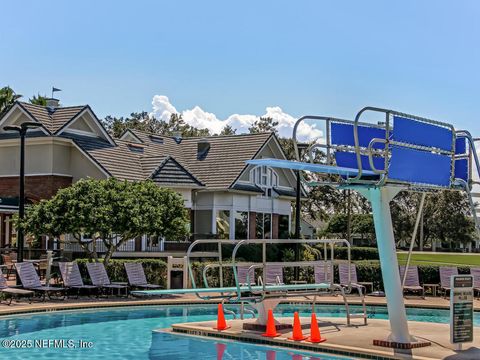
top-left (1, 1), bottom-right (479, 138)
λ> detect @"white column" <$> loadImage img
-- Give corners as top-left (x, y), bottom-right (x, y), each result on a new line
top-left (229, 209), bottom-right (235, 240)
top-left (359, 186), bottom-right (413, 344)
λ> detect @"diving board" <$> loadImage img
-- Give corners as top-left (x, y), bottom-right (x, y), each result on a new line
top-left (132, 282), bottom-right (331, 297)
top-left (246, 158), bottom-right (376, 177)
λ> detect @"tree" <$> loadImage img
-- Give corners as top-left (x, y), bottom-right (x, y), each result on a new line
top-left (29, 94), bottom-right (48, 106)
top-left (0, 86), bottom-right (22, 114)
top-left (17, 178), bottom-right (189, 263)
top-left (102, 112), bottom-right (211, 138)
top-left (220, 124), bottom-right (237, 135)
top-left (248, 116), bottom-right (279, 134)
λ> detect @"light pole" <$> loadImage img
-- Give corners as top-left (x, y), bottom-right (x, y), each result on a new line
top-left (3, 122), bottom-right (42, 274)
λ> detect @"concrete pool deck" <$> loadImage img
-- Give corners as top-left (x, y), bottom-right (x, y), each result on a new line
top-left (0, 293), bottom-right (479, 316)
top-left (168, 316), bottom-right (480, 360)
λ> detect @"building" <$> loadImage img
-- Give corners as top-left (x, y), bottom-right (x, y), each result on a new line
top-left (0, 100), bottom-right (299, 254)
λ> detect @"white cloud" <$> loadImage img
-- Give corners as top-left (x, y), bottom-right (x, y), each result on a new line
top-left (150, 95), bottom-right (323, 142)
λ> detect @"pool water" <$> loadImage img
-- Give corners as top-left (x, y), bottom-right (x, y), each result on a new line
top-left (0, 304), bottom-right (478, 360)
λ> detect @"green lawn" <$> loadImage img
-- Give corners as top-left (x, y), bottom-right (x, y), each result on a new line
top-left (397, 252), bottom-right (480, 267)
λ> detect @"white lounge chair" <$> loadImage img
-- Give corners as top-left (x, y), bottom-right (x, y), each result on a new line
top-left (236, 265), bottom-right (256, 286)
top-left (15, 262), bottom-right (65, 301)
top-left (264, 264), bottom-right (284, 286)
top-left (124, 262), bottom-right (161, 290)
top-left (0, 271), bottom-right (34, 305)
top-left (439, 266), bottom-right (458, 298)
top-left (338, 263), bottom-right (372, 295)
top-left (314, 262), bottom-right (334, 284)
top-left (86, 262), bottom-right (128, 297)
top-left (399, 265), bottom-right (424, 298)
top-left (59, 262), bottom-right (97, 297)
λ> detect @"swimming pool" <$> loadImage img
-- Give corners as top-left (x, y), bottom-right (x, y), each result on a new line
top-left (0, 304), bottom-right (478, 359)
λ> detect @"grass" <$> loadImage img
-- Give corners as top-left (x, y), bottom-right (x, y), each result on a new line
top-left (397, 252), bottom-right (480, 267)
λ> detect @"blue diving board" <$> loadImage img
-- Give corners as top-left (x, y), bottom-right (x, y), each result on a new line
top-left (246, 158), bottom-right (376, 177)
top-left (132, 283), bottom-right (331, 296)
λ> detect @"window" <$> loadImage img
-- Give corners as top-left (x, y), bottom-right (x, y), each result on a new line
top-left (256, 213), bottom-right (272, 239)
top-left (279, 215), bottom-right (290, 239)
top-left (234, 211), bottom-right (248, 239)
top-left (216, 210), bottom-right (230, 239)
top-left (250, 166), bottom-right (278, 197)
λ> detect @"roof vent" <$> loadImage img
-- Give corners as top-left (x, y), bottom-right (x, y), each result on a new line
top-left (197, 138), bottom-right (210, 160)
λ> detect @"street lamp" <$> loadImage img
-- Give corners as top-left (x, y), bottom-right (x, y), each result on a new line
top-left (3, 122), bottom-right (42, 272)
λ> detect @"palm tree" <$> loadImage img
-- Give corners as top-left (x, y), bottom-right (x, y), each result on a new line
top-left (29, 94), bottom-right (48, 106)
top-left (0, 86), bottom-right (22, 113)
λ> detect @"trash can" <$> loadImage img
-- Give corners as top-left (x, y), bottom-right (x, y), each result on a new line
top-left (171, 270), bottom-right (183, 289)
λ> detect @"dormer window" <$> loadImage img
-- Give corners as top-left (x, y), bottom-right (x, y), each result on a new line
top-left (127, 143), bottom-right (145, 153)
top-left (149, 135), bottom-right (164, 144)
top-left (250, 165), bottom-right (278, 197)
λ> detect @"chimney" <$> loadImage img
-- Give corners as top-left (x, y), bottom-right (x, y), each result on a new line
top-left (197, 138), bottom-right (210, 160)
top-left (46, 98), bottom-right (60, 112)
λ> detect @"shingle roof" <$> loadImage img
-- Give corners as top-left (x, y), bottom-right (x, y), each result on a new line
top-left (18, 102), bottom-right (87, 134)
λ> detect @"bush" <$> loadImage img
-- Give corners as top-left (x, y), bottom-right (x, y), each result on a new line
top-left (75, 259), bottom-right (167, 287)
top-left (325, 246), bottom-right (379, 261)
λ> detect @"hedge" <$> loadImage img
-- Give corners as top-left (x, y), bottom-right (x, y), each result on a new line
top-left (315, 246), bottom-right (379, 261)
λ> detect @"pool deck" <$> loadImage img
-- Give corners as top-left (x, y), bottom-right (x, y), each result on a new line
top-left (167, 316), bottom-right (480, 360)
top-left (0, 293), bottom-right (479, 316)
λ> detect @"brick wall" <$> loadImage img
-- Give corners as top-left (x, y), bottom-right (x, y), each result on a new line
top-left (0, 175), bottom-right (72, 202)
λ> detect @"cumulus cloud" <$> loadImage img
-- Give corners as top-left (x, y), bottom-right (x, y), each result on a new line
top-left (150, 95), bottom-right (323, 142)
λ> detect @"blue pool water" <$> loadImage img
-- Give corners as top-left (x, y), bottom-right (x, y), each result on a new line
top-left (0, 304), bottom-right (478, 360)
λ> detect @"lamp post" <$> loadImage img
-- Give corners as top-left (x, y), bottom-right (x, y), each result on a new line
top-left (3, 122), bottom-right (42, 275)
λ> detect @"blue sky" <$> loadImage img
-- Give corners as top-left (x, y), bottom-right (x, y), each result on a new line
top-left (1, 1), bottom-right (479, 136)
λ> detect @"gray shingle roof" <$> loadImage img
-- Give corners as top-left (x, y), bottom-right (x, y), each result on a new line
top-left (19, 102), bottom-right (87, 134)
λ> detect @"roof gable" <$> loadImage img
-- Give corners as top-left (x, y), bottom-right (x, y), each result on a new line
top-left (150, 156), bottom-right (203, 188)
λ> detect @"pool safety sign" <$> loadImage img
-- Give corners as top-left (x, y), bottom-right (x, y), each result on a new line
top-left (450, 275), bottom-right (474, 346)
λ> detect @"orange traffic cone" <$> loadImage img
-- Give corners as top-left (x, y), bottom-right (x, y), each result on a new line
top-left (214, 303), bottom-right (230, 330)
top-left (288, 312), bottom-right (307, 341)
top-left (307, 313), bottom-right (326, 343)
top-left (262, 309), bottom-right (280, 337)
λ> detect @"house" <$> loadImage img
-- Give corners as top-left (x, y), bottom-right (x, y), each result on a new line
top-left (0, 99), bottom-right (299, 255)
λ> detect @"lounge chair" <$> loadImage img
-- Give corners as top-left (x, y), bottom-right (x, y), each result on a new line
top-left (399, 265), bottom-right (424, 298)
top-left (58, 262), bottom-right (98, 297)
top-left (439, 266), bottom-right (458, 298)
top-left (0, 271), bottom-right (34, 305)
top-left (86, 262), bottom-right (128, 297)
top-left (14, 262), bottom-right (65, 301)
top-left (470, 267), bottom-right (480, 299)
top-left (314, 262), bottom-right (334, 284)
top-left (124, 263), bottom-right (161, 290)
top-left (1, 254), bottom-right (15, 279)
top-left (338, 263), bottom-right (373, 295)
top-left (264, 264), bottom-right (284, 286)
top-left (236, 265), bottom-right (256, 286)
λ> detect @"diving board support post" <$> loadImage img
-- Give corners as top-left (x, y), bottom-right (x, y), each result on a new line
top-left (357, 186), bottom-right (413, 344)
